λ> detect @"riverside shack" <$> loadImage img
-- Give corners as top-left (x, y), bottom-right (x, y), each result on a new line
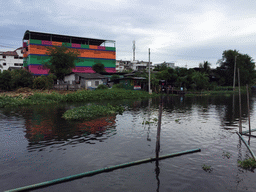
top-left (111, 77), bottom-right (146, 90)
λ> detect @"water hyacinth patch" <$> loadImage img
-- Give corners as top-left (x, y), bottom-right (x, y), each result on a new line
top-left (62, 103), bottom-right (124, 121)
top-left (0, 89), bottom-right (157, 108)
top-left (238, 158), bottom-right (256, 170)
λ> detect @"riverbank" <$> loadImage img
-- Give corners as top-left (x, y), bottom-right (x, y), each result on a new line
top-left (0, 88), bottom-right (158, 108)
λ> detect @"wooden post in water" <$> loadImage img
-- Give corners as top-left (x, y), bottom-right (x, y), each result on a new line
top-left (246, 84), bottom-right (251, 135)
top-left (238, 68), bottom-right (242, 134)
top-left (155, 95), bottom-right (163, 191)
top-left (156, 96), bottom-right (163, 159)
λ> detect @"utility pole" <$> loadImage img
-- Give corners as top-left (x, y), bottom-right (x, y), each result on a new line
top-left (148, 48), bottom-right (152, 94)
top-left (233, 55), bottom-right (237, 91)
top-left (133, 40), bottom-right (135, 61)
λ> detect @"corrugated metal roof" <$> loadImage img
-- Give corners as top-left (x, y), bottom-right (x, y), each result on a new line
top-left (23, 30), bottom-right (115, 46)
top-left (75, 73), bottom-right (107, 79)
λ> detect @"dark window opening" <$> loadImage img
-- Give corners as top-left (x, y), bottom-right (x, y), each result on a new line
top-left (14, 63), bottom-right (23, 66)
top-left (3, 63), bottom-right (6, 66)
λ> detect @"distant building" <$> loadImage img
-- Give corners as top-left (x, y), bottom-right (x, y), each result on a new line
top-left (22, 30), bottom-right (116, 76)
top-left (116, 60), bottom-right (132, 72)
top-left (0, 47), bottom-right (23, 71)
top-left (116, 60), bottom-right (152, 72)
top-left (154, 61), bottom-right (175, 68)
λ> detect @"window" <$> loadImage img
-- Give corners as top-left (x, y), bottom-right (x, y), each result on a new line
top-left (14, 63), bottom-right (23, 66)
top-left (3, 56), bottom-right (6, 58)
top-left (3, 63), bottom-right (6, 66)
top-left (95, 81), bottom-right (99, 86)
top-left (14, 56), bottom-right (18, 59)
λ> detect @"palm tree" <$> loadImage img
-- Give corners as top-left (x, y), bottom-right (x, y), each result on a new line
top-left (199, 61), bottom-right (211, 74)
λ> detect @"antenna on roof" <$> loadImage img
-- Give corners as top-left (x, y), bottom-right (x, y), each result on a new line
top-left (133, 40), bottom-right (135, 61)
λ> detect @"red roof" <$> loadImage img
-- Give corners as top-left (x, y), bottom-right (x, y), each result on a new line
top-left (0, 50), bottom-right (18, 56)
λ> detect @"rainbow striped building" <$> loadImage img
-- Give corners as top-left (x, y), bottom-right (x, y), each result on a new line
top-left (22, 30), bottom-right (116, 75)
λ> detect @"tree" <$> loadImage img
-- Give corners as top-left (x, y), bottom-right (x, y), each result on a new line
top-left (33, 74), bottom-right (56, 89)
top-left (192, 71), bottom-right (209, 90)
top-left (92, 63), bottom-right (106, 73)
top-left (44, 45), bottom-right (79, 81)
top-left (110, 74), bottom-right (120, 81)
top-left (217, 50), bottom-right (256, 86)
top-left (199, 61), bottom-right (211, 74)
top-left (10, 69), bottom-right (33, 89)
top-left (0, 70), bottom-right (12, 90)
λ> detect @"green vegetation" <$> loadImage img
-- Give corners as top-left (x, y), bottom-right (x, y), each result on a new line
top-left (142, 117), bottom-right (158, 125)
top-left (44, 45), bottom-right (79, 81)
top-left (110, 74), bottom-right (120, 81)
top-left (0, 89), bottom-right (157, 108)
top-left (96, 84), bottom-right (108, 90)
top-left (222, 151), bottom-right (232, 159)
top-left (33, 74), bottom-right (56, 89)
top-left (136, 49), bottom-right (256, 92)
top-left (217, 50), bottom-right (256, 86)
top-left (238, 158), bottom-right (256, 170)
top-left (175, 119), bottom-right (180, 123)
top-left (62, 103), bottom-right (124, 121)
top-left (0, 69), bottom-right (34, 91)
top-left (202, 164), bottom-right (213, 172)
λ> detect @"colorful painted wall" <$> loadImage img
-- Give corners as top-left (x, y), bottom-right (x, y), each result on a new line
top-left (23, 39), bottom-right (116, 75)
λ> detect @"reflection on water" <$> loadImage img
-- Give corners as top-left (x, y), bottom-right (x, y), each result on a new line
top-left (1, 93), bottom-right (256, 191)
top-left (1, 105), bottom-right (117, 152)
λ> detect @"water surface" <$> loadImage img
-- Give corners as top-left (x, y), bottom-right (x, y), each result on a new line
top-left (1, 93), bottom-right (256, 191)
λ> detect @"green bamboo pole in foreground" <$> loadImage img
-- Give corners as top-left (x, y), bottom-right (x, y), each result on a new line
top-left (6, 148), bottom-right (201, 192)
top-left (236, 132), bottom-right (256, 161)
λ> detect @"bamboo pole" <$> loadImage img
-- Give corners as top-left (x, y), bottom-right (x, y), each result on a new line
top-left (5, 148), bottom-right (201, 192)
top-left (241, 129), bottom-right (256, 135)
top-left (156, 96), bottom-right (163, 159)
top-left (238, 68), bottom-right (242, 133)
top-left (236, 132), bottom-right (256, 161)
top-left (246, 84), bottom-right (251, 135)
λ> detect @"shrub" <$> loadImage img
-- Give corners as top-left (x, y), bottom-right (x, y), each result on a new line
top-left (0, 70), bottom-right (12, 91)
top-left (33, 75), bottom-right (55, 90)
top-left (96, 84), bottom-right (108, 90)
top-left (112, 83), bottom-right (125, 89)
top-left (10, 69), bottom-right (33, 89)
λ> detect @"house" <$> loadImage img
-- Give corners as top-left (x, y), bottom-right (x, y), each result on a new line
top-left (22, 30), bottom-right (116, 76)
top-left (0, 47), bottom-right (23, 72)
top-left (116, 60), bottom-right (153, 72)
top-left (63, 72), bottom-right (107, 90)
top-left (110, 76), bottom-right (147, 90)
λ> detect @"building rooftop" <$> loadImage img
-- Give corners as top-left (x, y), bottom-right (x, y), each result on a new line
top-left (23, 30), bottom-right (115, 46)
top-left (75, 73), bottom-right (107, 79)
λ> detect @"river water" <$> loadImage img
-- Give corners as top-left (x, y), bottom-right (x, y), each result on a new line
top-left (1, 93), bottom-right (256, 191)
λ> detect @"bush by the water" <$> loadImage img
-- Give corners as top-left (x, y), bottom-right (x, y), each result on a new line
top-left (33, 74), bottom-right (55, 89)
top-left (96, 84), bottom-right (108, 90)
top-left (0, 69), bottom-right (34, 91)
top-left (62, 103), bottom-right (124, 120)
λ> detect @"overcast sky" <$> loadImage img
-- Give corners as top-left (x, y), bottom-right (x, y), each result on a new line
top-left (1, 0), bottom-right (256, 68)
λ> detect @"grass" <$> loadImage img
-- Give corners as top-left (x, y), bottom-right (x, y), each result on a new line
top-left (238, 158), bottom-right (256, 170)
top-left (0, 88), bottom-right (158, 108)
top-left (62, 103), bottom-right (124, 121)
